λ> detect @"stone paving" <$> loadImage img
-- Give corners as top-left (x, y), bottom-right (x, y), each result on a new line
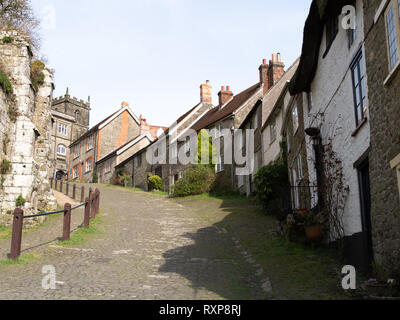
top-left (0, 185), bottom-right (269, 300)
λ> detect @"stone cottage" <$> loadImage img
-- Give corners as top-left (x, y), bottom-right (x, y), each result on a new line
top-left (116, 81), bottom-right (215, 192)
top-left (0, 31), bottom-right (56, 225)
top-left (51, 88), bottom-right (90, 180)
top-left (362, 0), bottom-right (400, 276)
top-left (289, 0), bottom-right (373, 272)
top-left (69, 102), bottom-right (141, 182)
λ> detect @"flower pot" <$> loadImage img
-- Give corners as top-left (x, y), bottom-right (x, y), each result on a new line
top-left (296, 209), bottom-right (309, 216)
top-left (305, 224), bottom-right (324, 243)
top-left (364, 284), bottom-right (400, 298)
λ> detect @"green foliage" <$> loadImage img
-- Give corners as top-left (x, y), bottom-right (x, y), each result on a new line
top-left (0, 176), bottom-right (5, 189)
top-left (2, 36), bottom-right (14, 43)
top-left (148, 175), bottom-right (162, 191)
top-left (0, 159), bottom-right (11, 174)
top-left (0, 69), bottom-right (13, 95)
top-left (254, 161), bottom-right (289, 217)
top-left (92, 170), bottom-right (98, 183)
top-left (30, 60), bottom-right (45, 91)
top-left (16, 195), bottom-right (26, 208)
top-left (171, 165), bottom-right (216, 198)
top-left (197, 129), bottom-right (217, 168)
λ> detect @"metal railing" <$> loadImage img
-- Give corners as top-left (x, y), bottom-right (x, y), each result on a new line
top-left (9, 185), bottom-right (100, 260)
top-left (283, 185), bottom-right (322, 215)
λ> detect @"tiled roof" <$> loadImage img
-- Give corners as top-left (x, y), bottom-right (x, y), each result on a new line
top-left (192, 83), bottom-right (262, 131)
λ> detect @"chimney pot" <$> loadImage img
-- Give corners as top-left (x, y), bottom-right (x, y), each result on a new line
top-left (226, 86), bottom-right (230, 91)
top-left (218, 85), bottom-right (233, 106)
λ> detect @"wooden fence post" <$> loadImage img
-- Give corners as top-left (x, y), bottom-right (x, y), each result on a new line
top-left (66, 183), bottom-right (69, 196)
top-left (80, 186), bottom-right (85, 203)
top-left (62, 203), bottom-right (71, 241)
top-left (83, 197), bottom-right (90, 228)
top-left (72, 184), bottom-right (76, 200)
top-left (10, 208), bottom-right (24, 260)
top-left (50, 178), bottom-right (53, 189)
top-left (95, 188), bottom-right (100, 215)
top-left (60, 181), bottom-right (63, 193)
top-left (55, 179), bottom-right (58, 191)
top-left (90, 192), bottom-right (95, 219)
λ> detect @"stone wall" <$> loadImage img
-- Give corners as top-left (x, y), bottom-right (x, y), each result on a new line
top-left (363, 0), bottom-right (400, 276)
top-left (0, 31), bottom-right (56, 226)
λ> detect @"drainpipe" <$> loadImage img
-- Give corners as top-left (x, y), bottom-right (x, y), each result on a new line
top-left (305, 127), bottom-right (324, 210)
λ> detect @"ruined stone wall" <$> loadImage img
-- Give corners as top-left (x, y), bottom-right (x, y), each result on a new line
top-left (0, 31), bottom-right (56, 226)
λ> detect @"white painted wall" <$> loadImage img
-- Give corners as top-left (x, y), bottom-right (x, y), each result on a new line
top-left (304, 0), bottom-right (370, 237)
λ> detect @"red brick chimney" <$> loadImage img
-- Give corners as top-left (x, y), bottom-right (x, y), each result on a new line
top-left (218, 86), bottom-right (234, 106)
top-left (268, 53), bottom-right (285, 88)
top-left (259, 59), bottom-right (270, 94)
top-left (200, 80), bottom-right (212, 104)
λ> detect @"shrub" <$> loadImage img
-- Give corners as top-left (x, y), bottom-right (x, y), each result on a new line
top-left (16, 195), bottom-right (26, 208)
top-left (2, 36), bottom-right (14, 43)
top-left (0, 159), bottom-right (11, 174)
top-left (148, 175), bottom-right (162, 191)
top-left (30, 60), bottom-right (45, 91)
top-left (0, 69), bottom-right (13, 95)
top-left (92, 171), bottom-right (98, 183)
top-left (171, 165), bottom-right (216, 197)
top-left (254, 161), bottom-right (289, 217)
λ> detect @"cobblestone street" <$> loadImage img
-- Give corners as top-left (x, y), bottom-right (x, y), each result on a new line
top-left (0, 185), bottom-right (346, 300)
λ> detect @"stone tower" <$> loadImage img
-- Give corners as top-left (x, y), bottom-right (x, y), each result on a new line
top-left (50, 90), bottom-right (90, 180)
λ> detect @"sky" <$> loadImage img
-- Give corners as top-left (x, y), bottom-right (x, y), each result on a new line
top-left (31, 0), bottom-right (311, 128)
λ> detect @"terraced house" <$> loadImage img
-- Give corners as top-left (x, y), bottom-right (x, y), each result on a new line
top-left (69, 102), bottom-right (141, 182)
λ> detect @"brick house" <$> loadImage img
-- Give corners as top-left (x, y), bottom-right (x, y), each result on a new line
top-left (362, 0), bottom-right (400, 276)
top-left (69, 102), bottom-right (141, 182)
top-left (289, 0), bottom-right (373, 272)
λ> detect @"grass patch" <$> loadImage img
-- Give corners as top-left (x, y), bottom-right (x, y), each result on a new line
top-left (0, 225), bottom-right (12, 240)
top-left (55, 215), bottom-right (102, 247)
top-left (0, 253), bottom-right (40, 266)
top-left (151, 190), bottom-right (168, 196)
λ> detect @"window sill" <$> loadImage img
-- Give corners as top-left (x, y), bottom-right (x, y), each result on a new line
top-left (383, 60), bottom-right (400, 86)
top-left (351, 117), bottom-right (368, 137)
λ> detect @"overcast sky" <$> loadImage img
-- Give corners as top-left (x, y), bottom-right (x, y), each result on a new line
top-left (31, 0), bottom-right (311, 128)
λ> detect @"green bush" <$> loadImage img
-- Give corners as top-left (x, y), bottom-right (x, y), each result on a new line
top-left (16, 195), bottom-right (26, 208)
top-left (254, 162), bottom-right (289, 217)
top-left (92, 171), bottom-right (98, 183)
top-left (2, 36), bottom-right (14, 44)
top-left (171, 165), bottom-right (216, 198)
top-left (0, 70), bottom-right (13, 95)
top-left (148, 175), bottom-right (162, 191)
top-left (30, 60), bottom-right (45, 91)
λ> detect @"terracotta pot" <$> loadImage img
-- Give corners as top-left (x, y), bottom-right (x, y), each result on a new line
top-left (305, 224), bottom-right (324, 243)
top-left (297, 209), bottom-right (309, 216)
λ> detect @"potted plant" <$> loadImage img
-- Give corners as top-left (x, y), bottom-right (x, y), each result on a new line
top-left (303, 211), bottom-right (325, 244)
top-left (361, 278), bottom-right (400, 300)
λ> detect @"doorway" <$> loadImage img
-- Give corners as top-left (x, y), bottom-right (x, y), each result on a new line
top-left (357, 157), bottom-right (374, 271)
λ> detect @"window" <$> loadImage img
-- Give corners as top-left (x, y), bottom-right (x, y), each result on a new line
top-left (325, 14), bottom-right (339, 54)
top-left (87, 135), bottom-right (94, 151)
top-left (57, 144), bottom-right (67, 156)
top-left (385, 1), bottom-right (400, 70)
top-left (184, 138), bottom-right (190, 154)
top-left (85, 158), bottom-right (93, 173)
top-left (73, 166), bottom-right (79, 179)
top-left (105, 160), bottom-right (111, 173)
top-left (73, 144), bottom-right (80, 159)
top-left (292, 168), bottom-right (300, 209)
top-left (292, 105), bottom-right (299, 133)
top-left (58, 123), bottom-right (67, 136)
top-left (351, 49), bottom-right (367, 126)
top-left (75, 110), bottom-right (80, 122)
top-left (348, 27), bottom-right (357, 48)
top-left (137, 154), bottom-right (142, 168)
top-left (297, 155), bottom-right (304, 181)
top-left (216, 155), bottom-right (225, 173)
top-left (307, 91), bottom-right (313, 111)
top-left (270, 120), bottom-right (277, 143)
